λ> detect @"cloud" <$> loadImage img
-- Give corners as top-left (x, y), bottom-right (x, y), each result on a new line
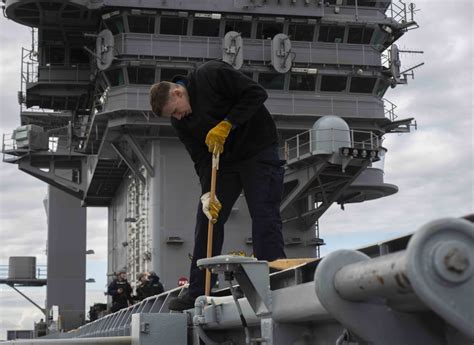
top-left (0, 287), bottom-right (46, 340)
top-left (87, 208), bottom-right (108, 263)
top-left (0, 286), bottom-right (107, 340)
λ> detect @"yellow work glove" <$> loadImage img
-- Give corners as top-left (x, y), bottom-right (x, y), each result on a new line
top-left (201, 192), bottom-right (222, 224)
top-left (205, 120), bottom-right (232, 154)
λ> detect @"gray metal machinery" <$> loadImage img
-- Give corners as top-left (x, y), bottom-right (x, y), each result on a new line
top-left (4, 217), bottom-right (473, 344)
top-left (0, 0), bottom-right (444, 340)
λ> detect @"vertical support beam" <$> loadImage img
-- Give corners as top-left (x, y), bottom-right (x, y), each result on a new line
top-left (47, 186), bottom-right (87, 331)
top-left (149, 141), bottom-right (161, 274)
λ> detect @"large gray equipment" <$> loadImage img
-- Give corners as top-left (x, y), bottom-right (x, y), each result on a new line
top-left (5, 217), bottom-right (472, 344)
top-left (2, 0), bottom-right (426, 338)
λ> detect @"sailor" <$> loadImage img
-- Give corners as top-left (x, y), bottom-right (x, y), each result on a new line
top-left (136, 271), bottom-right (165, 301)
top-left (135, 272), bottom-right (150, 302)
top-left (147, 271), bottom-right (165, 296)
top-left (107, 270), bottom-right (133, 312)
top-left (149, 60), bottom-right (286, 311)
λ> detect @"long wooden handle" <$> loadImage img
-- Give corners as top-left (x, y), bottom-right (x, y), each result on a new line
top-left (205, 152), bottom-right (219, 296)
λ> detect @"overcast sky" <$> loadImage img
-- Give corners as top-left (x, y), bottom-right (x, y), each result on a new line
top-left (0, 0), bottom-right (473, 340)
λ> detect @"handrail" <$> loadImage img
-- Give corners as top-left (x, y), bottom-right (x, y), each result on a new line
top-left (383, 97), bottom-right (398, 121)
top-left (284, 128), bottom-right (381, 162)
top-left (0, 264), bottom-right (47, 280)
top-left (4, 336), bottom-right (131, 344)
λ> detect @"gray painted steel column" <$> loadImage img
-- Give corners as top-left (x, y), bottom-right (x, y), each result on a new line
top-left (149, 141), bottom-right (161, 275)
top-left (46, 186), bottom-right (87, 330)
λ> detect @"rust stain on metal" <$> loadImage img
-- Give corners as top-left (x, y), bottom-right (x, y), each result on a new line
top-left (394, 272), bottom-right (411, 292)
top-left (376, 275), bottom-right (385, 285)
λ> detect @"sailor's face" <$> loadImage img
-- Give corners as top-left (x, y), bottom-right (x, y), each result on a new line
top-left (162, 87), bottom-right (192, 120)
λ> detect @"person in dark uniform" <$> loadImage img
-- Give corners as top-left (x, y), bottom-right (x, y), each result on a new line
top-left (147, 271), bottom-right (165, 296)
top-left (135, 272), bottom-right (165, 301)
top-left (107, 271), bottom-right (133, 312)
top-left (135, 272), bottom-right (150, 302)
top-left (149, 60), bottom-right (286, 311)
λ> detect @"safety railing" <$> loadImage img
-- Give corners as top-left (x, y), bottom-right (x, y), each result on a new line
top-left (1, 131), bottom-right (66, 159)
top-left (73, 286), bottom-right (184, 338)
top-left (385, 0), bottom-right (419, 29)
top-left (388, 0), bottom-right (408, 23)
top-left (283, 128), bottom-right (381, 162)
top-left (21, 49), bottom-right (90, 86)
top-left (0, 265), bottom-right (47, 280)
top-left (383, 98), bottom-right (398, 121)
top-left (2, 133), bottom-right (17, 152)
top-left (1, 132), bottom-right (23, 162)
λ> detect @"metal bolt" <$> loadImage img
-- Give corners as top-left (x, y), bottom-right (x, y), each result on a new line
top-left (433, 241), bottom-right (473, 284)
top-left (444, 248), bottom-right (469, 274)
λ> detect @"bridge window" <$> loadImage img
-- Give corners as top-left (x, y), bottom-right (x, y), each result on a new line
top-left (105, 17), bottom-right (124, 35)
top-left (318, 25), bottom-right (345, 43)
top-left (128, 15), bottom-right (155, 33)
top-left (288, 23), bottom-right (315, 42)
top-left (160, 17), bottom-right (188, 35)
top-left (160, 68), bottom-right (188, 82)
top-left (375, 78), bottom-right (390, 97)
top-left (128, 67), bottom-right (156, 85)
top-left (193, 17), bottom-right (220, 37)
top-left (258, 73), bottom-right (285, 90)
top-left (347, 27), bottom-right (374, 44)
top-left (256, 22), bottom-right (283, 39)
top-left (320, 75), bottom-right (347, 92)
top-left (350, 77), bottom-right (377, 93)
top-left (346, 0), bottom-right (378, 6)
top-left (45, 46), bottom-right (65, 65)
top-left (290, 74), bottom-right (316, 91)
top-left (225, 20), bottom-right (252, 38)
top-left (105, 68), bottom-right (124, 87)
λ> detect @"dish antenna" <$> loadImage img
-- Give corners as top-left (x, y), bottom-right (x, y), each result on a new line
top-left (96, 29), bottom-right (115, 70)
top-left (390, 44), bottom-right (401, 83)
top-left (223, 31), bottom-right (243, 70)
top-left (271, 34), bottom-right (292, 73)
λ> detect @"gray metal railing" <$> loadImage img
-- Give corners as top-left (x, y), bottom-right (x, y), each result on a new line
top-left (0, 265), bottom-right (47, 280)
top-left (2, 132), bottom-right (66, 155)
top-left (283, 128), bottom-right (381, 162)
top-left (4, 337), bottom-right (131, 344)
top-left (383, 97), bottom-right (398, 121)
top-left (72, 286), bottom-right (183, 338)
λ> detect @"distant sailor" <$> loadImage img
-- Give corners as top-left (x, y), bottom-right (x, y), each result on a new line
top-left (107, 271), bottom-right (133, 313)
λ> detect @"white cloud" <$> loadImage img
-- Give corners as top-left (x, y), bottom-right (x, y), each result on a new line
top-left (0, 287), bottom-right (46, 340)
top-left (0, 286), bottom-right (107, 340)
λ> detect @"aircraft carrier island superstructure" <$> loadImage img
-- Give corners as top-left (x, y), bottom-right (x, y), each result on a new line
top-left (2, 0), bottom-right (473, 344)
